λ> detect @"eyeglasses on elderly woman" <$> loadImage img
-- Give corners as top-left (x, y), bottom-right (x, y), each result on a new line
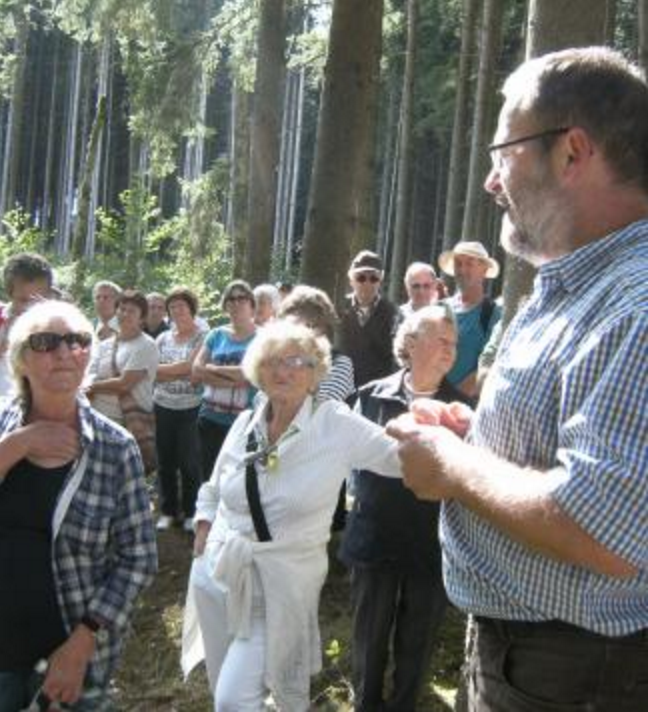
top-left (263, 354), bottom-right (317, 371)
top-left (26, 331), bottom-right (93, 353)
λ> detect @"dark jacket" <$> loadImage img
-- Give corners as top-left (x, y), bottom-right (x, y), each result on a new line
top-left (336, 296), bottom-right (398, 389)
top-left (339, 369), bottom-right (471, 575)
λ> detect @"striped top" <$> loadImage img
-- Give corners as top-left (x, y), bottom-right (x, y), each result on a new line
top-left (442, 220), bottom-right (648, 636)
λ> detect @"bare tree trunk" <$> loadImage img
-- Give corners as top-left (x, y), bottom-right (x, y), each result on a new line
top-left (72, 96), bottom-right (106, 261)
top-left (86, 35), bottom-right (112, 259)
top-left (442, 0), bottom-right (481, 250)
top-left (500, 0), bottom-right (609, 329)
top-left (639, 0), bottom-right (648, 77)
top-left (377, 71), bottom-right (400, 256)
top-left (41, 36), bottom-right (60, 231)
top-left (603, 0), bottom-right (617, 45)
top-left (0, 12), bottom-right (29, 224)
top-left (57, 42), bottom-right (84, 256)
top-left (244, 0), bottom-right (286, 285)
top-left (300, 0), bottom-right (384, 303)
top-left (388, 0), bottom-right (418, 302)
top-left (461, 0), bottom-right (504, 243)
top-left (228, 85), bottom-right (252, 277)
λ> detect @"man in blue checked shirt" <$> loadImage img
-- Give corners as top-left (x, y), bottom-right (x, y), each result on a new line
top-left (388, 47), bottom-right (648, 712)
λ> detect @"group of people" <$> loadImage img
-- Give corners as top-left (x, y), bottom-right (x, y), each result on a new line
top-left (0, 45), bottom-right (647, 712)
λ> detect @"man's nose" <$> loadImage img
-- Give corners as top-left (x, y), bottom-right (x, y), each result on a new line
top-left (484, 165), bottom-right (501, 195)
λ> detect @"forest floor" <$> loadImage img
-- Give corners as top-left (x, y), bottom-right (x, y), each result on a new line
top-left (113, 526), bottom-right (465, 711)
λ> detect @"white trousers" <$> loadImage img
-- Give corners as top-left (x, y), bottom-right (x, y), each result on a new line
top-left (191, 559), bottom-right (268, 712)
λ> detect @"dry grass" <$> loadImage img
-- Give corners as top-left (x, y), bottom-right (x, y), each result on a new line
top-left (114, 529), bottom-right (465, 711)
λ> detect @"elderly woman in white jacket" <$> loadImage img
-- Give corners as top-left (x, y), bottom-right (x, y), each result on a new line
top-left (182, 321), bottom-right (401, 711)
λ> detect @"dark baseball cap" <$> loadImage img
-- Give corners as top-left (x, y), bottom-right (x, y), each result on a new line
top-left (350, 250), bottom-right (383, 273)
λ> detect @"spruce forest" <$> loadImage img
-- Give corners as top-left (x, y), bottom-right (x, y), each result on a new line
top-left (0, 0), bottom-right (643, 317)
top-left (1, 1), bottom-right (645, 710)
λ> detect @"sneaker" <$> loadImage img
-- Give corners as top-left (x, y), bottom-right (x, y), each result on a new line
top-left (156, 515), bottom-right (173, 531)
top-left (183, 518), bottom-right (195, 534)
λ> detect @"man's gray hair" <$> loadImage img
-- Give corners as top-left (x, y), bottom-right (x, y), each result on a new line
top-left (502, 47), bottom-right (648, 192)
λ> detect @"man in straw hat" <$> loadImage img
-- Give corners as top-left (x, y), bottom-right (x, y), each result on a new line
top-left (438, 241), bottom-right (501, 398)
top-left (388, 47), bottom-right (648, 711)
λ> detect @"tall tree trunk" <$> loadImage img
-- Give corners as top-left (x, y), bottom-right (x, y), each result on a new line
top-left (285, 65), bottom-right (305, 274)
top-left (376, 69), bottom-right (400, 257)
top-left (0, 11), bottom-right (29, 224)
top-left (57, 42), bottom-right (84, 256)
top-left (603, 0), bottom-right (617, 45)
top-left (86, 35), bottom-right (112, 259)
top-left (388, 0), bottom-right (418, 302)
top-left (500, 0), bottom-right (609, 329)
top-left (42, 34), bottom-right (61, 232)
top-left (300, 0), bottom-right (384, 303)
top-left (227, 84), bottom-right (252, 277)
top-left (639, 0), bottom-right (648, 77)
top-left (461, 0), bottom-right (504, 243)
top-left (442, 0), bottom-right (481, 251)
top-left (72, 96), bottom-right (107, 261)
top-left (244, 0), bottom-right (286, 285)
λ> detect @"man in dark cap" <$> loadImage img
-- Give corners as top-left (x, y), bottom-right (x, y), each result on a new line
top-left (336, 250), bottom-right (398, 390)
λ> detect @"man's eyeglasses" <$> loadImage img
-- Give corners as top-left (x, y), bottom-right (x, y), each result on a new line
top-left (488, 127), bottom-right (570, 165)
top-left (355, 273), bottom-right (381, 284)
top-left (265, 355), bottom-right (316, 370)
top-left (27, 332), bottom-right (93, 353)
top-left (410, 283), bottom-right (434, 290)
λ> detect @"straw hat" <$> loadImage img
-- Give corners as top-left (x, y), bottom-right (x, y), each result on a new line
top-left (438, 241), bottom-right (500, 279)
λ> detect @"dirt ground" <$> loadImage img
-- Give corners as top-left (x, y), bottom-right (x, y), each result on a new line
top-left (114, 527), bottom-right (465, 711)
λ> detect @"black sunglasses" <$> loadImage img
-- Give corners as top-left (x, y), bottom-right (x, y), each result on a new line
top-left (355, 273), bottom-right (381, 284)
top-left (226, 294), bottom-right (251, 303)
top-left (27, 331), bottom-right (93, 353)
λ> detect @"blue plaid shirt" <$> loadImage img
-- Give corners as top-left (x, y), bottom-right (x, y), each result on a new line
top-left (442, 220), bottom-right (648, 636)
top-left (0, 396), bottom-right (158, 687)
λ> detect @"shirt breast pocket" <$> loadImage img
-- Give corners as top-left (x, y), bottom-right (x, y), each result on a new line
top-left (62, 498), bottom-right (114, 555)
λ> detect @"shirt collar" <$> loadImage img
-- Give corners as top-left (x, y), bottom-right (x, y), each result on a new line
top-left (536, 219), bottom-right (648, 295)
top-left (245, 393), bottom-right (317, 444)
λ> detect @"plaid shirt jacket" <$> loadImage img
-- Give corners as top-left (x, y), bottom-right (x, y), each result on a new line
top-left (0, 396), bottom-right (158, 688)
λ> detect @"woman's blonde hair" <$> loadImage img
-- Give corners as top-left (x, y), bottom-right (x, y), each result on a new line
top-left (8, 300), bottom-right (94, 403)
top-left (242, 320), bottom-right (331, 389)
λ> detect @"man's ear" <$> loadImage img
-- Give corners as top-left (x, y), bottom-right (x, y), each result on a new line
top-left (561, 127), bottom-right (595, 177)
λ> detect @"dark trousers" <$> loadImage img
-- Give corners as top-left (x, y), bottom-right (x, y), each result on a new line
top-left (155, 404), bottom-right (201, 518)
top-left (197, 416), bottom-right (231, 483)
top-left (350, 566), bottom-right (448, 712)
top-left (470, 617), bottom-right (648, 711)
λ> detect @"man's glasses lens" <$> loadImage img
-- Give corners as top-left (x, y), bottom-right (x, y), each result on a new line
top-left (27, 332), bottom-right (92, 352)
top-left (356, 274), bottom-right (380, 284)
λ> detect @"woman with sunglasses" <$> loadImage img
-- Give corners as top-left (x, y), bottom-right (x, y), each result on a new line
top-left (182, 321), bottom-right (401, 711)
top-left (192, 280), bottom-right (257, 482)
top-left (0, 301), bottom-right (157, 711)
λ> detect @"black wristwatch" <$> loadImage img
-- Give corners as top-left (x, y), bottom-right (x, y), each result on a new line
top-left (80, 615), bottom-right (109, 644)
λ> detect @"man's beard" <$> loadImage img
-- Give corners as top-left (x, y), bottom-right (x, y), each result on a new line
top-left (499, 181), bottom-right (567, 267)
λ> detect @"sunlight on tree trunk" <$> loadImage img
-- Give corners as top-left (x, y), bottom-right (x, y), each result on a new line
top-left (244, 0), bottom-right (286, 285)
top-left (301, 0), bottom-right (384, 304)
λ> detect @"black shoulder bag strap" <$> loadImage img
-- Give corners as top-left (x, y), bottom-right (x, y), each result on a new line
top-left (479, 297), bottom-right (495, 335)
top-left (245, 426), bottom-right (272, 542)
